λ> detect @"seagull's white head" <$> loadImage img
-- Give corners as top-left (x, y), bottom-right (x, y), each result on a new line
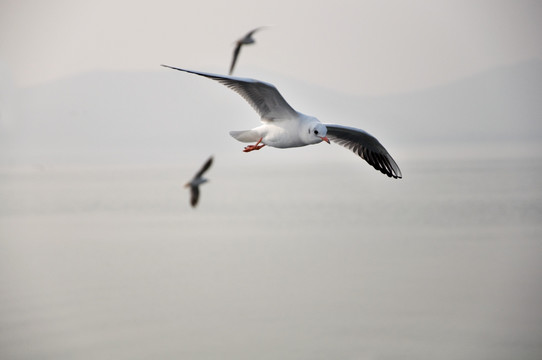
top-left (304, 122), bottom-right (330, 145)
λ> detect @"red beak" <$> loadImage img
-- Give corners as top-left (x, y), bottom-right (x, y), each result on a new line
top-left (320, 136), bottom-right (330, 144)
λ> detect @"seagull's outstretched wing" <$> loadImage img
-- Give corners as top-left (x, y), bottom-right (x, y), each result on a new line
top-left (229, 43), bottom-right (243, 75)
top-left (244, 26), bottom-right (265, 39)
top-left (325, 124), bottom-right (402, 179)
top-left (194, 156), bottom-right (213, 179)
top-left (189, 185), bottom-right (200, 207)
top-left (161, 65), bottom-right (298, 121)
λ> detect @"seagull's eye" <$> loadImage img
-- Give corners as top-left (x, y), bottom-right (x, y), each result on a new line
top-left (314, 130), bottom-right (319, 135)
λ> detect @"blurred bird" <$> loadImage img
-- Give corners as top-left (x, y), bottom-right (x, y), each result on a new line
top-left (229, 27), bottom-right (265, 75)
top-left (162, 65), bottom-right (402, 179)
top-left (185, 156), bottom-right (213, 207)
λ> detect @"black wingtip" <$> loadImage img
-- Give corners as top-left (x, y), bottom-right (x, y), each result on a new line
top-left (161, 64), bottom-right (188, 73)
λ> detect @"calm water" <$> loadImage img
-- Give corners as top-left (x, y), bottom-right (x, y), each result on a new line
top-left (1, 157), bottom-right (541, 359)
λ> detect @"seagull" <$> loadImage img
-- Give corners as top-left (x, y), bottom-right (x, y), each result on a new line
top-left (162, 65), bottom-right (402, 179)
top-left (185, 156), bottom-right (213, 207)
top-left (229, 27), bottom-right (265, 75)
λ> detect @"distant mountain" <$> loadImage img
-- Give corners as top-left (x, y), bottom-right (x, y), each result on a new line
top-left (1, 60), bottom-right (541, 165)
top-left (361, 60), bottom-right (542, 144)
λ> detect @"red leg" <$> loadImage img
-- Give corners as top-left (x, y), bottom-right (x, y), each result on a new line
top-left (243, 137), bottom-right (266, 152)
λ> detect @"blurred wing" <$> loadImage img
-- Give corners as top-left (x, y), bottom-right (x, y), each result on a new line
top-left (246, 26), bottom-right (265, 37)
top-left (325, 124), bottom-right (402, 179)
top-left (229, 42), bottom-right (242, 75)
top-left (195, 156), bottom-right (213, 178)
top-left (190, 186), bottom-right (200, 207)
top-left (161, 65), bottom-right (298, 121)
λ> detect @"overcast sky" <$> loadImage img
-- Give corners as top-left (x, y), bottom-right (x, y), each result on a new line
top-left (1, 0), bottom-right (541, 95)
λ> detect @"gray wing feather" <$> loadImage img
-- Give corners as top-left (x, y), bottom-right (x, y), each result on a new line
top-left (190, 186), bottom-right (200, 207)
top-left (161, 65), bottom-right (298, 121)
top-left (245, 26), bottom-right (264, 38)
top-left (195, 156), bottom-right (213, 178)
top-left (229, 43), bottom-right (242, 75)
top-left (325, 124), bottom-right (402, 179)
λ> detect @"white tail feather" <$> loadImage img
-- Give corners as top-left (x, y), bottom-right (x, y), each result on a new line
top-left (229, 130), bottom-right (261, 143)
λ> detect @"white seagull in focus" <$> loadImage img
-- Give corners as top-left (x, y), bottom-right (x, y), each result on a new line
top-left (162, 65), bottom-right (402, 179)
top-left (185, 156), bottom-right (213, 207)
top-left (229, 27), bottom-right (265, 75)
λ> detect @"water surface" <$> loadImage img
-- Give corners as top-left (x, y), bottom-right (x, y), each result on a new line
top-left (1, 157), bottom-right (541, 359)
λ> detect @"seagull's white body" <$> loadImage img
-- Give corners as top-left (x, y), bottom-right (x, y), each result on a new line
top-left (230, 112), bottom-right (324, 148)
top-left (162, 65), bottom-right (402, 179)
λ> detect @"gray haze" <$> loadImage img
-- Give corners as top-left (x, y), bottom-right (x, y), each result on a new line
top-left (1, 60), bottom-right (541, 166)
top-left (1, 2), bottom-right (542, 359)
top-left (1, 1), bottom-right (542, 94)
top-left (1, 1), bottom-right (541, 165)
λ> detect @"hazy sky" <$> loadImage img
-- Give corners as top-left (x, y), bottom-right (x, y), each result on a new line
top-left (1, 0), bottom-right (541, 95)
